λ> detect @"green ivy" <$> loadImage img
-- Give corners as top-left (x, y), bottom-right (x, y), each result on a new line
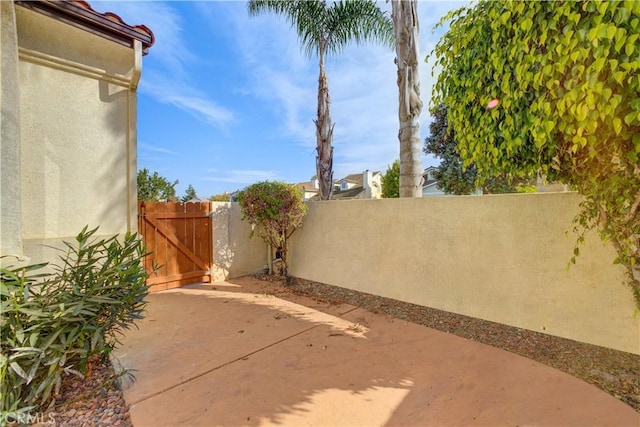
top-left (432, 0), bottom-right (640, 308)
top-left (236, 181), bottom-right (307, 277)
top-left (424, 104), bottom-right (535, 194)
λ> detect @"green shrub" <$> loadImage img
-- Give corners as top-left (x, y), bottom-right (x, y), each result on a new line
top-left (236, 181), bottom-right (307, 277)
top-left (0, 226), bottom-right (149, 414)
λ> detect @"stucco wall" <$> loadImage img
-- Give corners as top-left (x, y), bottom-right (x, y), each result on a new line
top-left (14, 7), bottom-right (138, 264)
top-left (211, 202), bottom-right (267, 281)
top-left (1, 0), bottom-right (24, 264)
top-left (286, 193), bottom-right (639, 354)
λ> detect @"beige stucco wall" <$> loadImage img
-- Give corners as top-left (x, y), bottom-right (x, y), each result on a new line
top-left (211, 202), bottom-right (268, 281)
top-left (0, 0), bottom-right (25, 265)
top-left (13, 6), bottom-right (139, 265)
top-left (286, 193), bottom-right (639, 354)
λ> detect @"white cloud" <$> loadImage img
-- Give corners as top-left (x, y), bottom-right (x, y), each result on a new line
top-left (92, 1), bottom-right (195, 75)
top-left (221, 0), bottom-right (464, 178)
top-left (167, 94), bottom-right (233, 126)
top-left (138, 142), bottom-right (177, 155)
top-left (203, 169), bottom-right (282, 184)
top-left (94, 1), bottom-right (234, 128)
top-left (141, 75), bottom-right (235, 127)
top-left (226, 7), bottom-right (317, 144)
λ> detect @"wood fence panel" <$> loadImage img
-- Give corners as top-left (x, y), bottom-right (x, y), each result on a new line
top-left (138, 201), bottom-right (212, 292)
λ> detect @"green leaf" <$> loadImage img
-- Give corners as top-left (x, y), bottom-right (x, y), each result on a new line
top-left (626, 41), bottom-right (635, 56)
top-left (10, 361), bottom-right (28, 380)
top-left (544, 120), bottom-right (555, 133)
top-left (592, 57), bottom-right (606, 72)
top-left (16, 328), bottom-right (25, 344)
top-left (633, 133), bottom-right (640, 152)
top-left (597, 1), bottom-right (609, 15)
top-left (624, 112), bottom-right (637, 125)
top-left (500, 11), bottom-right (511, 25)
top-left (613, 117), bottom-right (622, 135)
top-left (29, 332), bottom-right (39, 347)
top-left (614, 7), bottom-right (629, 24)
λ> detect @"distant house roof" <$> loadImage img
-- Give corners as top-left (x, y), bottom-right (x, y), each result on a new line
top-left (337, 172), bottom-right (382, 187)
top-left (15, 0), bottom-right (155, 54)
top-left (295, 181), bottom-right (318, 193)
top-left (338, 174), bottom-right (363, 186)
top-left (309, 186), bottom-right (365, 201)
top-left (331, 186), bottom-right (365, 199)
top-left (422, 166), bottom-right (438, 188)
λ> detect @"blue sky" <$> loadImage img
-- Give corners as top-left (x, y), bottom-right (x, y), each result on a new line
top-left (94, 0), bottom-right (467, 198)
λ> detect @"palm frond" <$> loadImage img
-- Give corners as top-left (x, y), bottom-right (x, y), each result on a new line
top-left (324, 0), bottom-right (394, 56)
top-left (248, 0), bottom-right (393, 59)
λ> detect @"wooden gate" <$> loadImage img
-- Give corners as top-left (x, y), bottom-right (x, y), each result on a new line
top-left (138, 201), bottom-right (212, 292)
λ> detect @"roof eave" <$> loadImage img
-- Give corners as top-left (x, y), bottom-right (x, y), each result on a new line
top-left (15, 0), bottom-right (154, 55)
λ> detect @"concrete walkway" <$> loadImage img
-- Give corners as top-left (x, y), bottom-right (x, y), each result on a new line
top-left (113, 277), bottom-right (639, 427)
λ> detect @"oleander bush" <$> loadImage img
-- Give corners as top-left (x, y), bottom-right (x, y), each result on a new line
top-left (0, 226), bottom-right (149, 415)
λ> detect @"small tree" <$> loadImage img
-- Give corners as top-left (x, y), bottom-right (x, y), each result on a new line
top-left (182, 184), bottom-right (197, 202)
top-left (236, 181), bottom-right (307, 277)
top-left (137, 168), bottom-right (178, 201)
top-left (381, 159), bottom-right (400, 198)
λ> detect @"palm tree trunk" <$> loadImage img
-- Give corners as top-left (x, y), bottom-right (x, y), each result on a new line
top-left (393, 0), bottom-right (423, 198)
top-left (314, 48), bottom-right (334, 200)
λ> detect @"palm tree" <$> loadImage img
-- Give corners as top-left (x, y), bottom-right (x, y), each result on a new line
top-left (392, 0), bottom-right (423, 197)
top-left (248, 0), bottom-right (393, 200)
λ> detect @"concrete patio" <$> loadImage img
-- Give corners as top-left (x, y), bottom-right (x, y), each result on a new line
top-left (113, 276), bottom-right (639, 426)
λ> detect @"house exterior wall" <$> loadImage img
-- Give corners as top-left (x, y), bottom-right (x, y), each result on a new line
top-left (422, 183), bottom-right (445, 197)
top-left (372, 173), bottom-right (382, 198)
top-left (303, 190), bottom-right (318, 201)
top-left (286, 193), bottom-right (639, 354)
top-left (3, 6), bottom-right (141, 265)
top-left (361, 172), bottom-right (382, 199)
top-left (0, 0), bottom-right (25, 265)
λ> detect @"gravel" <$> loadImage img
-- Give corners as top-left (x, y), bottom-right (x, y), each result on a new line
top-left (40, 275), bottom-right (639, 425)
top-left (36, 355), bottom-right (133, 427)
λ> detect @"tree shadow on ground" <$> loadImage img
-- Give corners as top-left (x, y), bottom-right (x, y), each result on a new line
top-left (115, 277), bottom-right (638, 427)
